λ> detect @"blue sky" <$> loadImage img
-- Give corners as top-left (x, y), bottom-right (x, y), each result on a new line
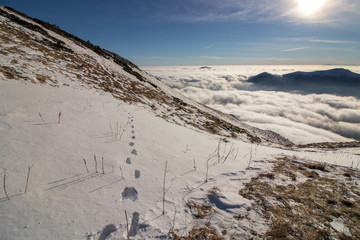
top-left (3, 0), bottom-right (360, 66)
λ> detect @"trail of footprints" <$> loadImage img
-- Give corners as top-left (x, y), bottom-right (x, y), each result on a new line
top-left (121, 114), bottom-right (140, 202)
top-left (94, 115), bottom-right (141, 239)
top-left (118, 115), bottom-right (144, 237)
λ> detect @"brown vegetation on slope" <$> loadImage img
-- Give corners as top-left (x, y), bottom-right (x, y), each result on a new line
top-left (239, 157), bottom-right (360, 239)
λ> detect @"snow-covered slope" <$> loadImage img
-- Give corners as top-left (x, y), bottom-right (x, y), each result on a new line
top-left (1, 6), bottom-right (360, 240)
top-left (2, 76), bottom-right (359, 240)
top-left (0, 6), bottom-right (292, 147)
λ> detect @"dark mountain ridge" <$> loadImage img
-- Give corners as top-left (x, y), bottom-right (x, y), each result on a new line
top-left (248, 68), bottom-right (360, 97)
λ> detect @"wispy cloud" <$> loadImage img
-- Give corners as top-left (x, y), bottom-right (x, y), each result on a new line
top-left (150, 56), bottom-right (175, 60)
top-left (276, 37), bottom-right (357, 44)
top-left (202, 44), bottom-right (216, 50)
top-left (164, 0), bottom-right (360, 26)
top-left (282, 47), bottom-right (309, 52)
top-left (201, 56), bottom-right (224, 60)
top-left (310, 39), bottom-right (355, 44)
top-left (276, 37), bottom-right (313, 42)
top-left (167, 0), bottom-right (288, 23)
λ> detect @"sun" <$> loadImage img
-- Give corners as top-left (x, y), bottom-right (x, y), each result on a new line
top-left (296, 0), bottom-right (326, 16)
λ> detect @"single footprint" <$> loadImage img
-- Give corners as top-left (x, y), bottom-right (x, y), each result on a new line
top-left (132, 136), bottom-right (135, 139)
top-left (126, 157), bottom-right (131, 164)
top-left (129, 212), bottom-right (140, 237)
top-left (131, 149), bottom-right (138, 155)
top-left (129, 142), bottom-right (135, 147)
top-left (134, 170), bottom-right (140, 179)
top-left (98, 224), bottom-right (117, 240)
top-left (131, 126), bottom-right (134, 129)
top-left (131, 130), bottom-right (135, 134)
top-left (121, 187), bottom-right (138, 202)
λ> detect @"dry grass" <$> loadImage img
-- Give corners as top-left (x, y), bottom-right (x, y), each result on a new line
top-left (36, 74), bottom-right (48, 84)
top-left (0, 65), bottom-right (16, 79)
top-left (239, 157), bottom-right (360, 239)
top-left (187, 200), bottom-right (213, 219)
top-left (172, 227), bottom-right (225, 240)
top-left (10, 59), bottom-right (19, 65)
top-left (299, 141), bottom-right (360, 149)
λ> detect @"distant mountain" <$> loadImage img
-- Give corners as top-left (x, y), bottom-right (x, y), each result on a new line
top-left (248, 68), bottom-right (360, 97)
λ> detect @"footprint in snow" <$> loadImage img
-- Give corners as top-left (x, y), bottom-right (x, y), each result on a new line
top-left (131, 149), bottom-right (138, 155)
top-left (131, 130), bottom-right (135, 134)
top-left (132, 136), bottom-right (135, 139)
top-left (129, 212), bottom-right (140, 237)
top-left (122, 187), bottom-right (138, 202)
top-left (129, 142), bottom-right (135, 147)
top-left (126, 157), bottom-right (131, 164)
top-left (134, 170), bottom-right (140, 179)
top-left (131, 125), bottom-right (134, 129)
top-left (98, 224), bottom-right (117, 240)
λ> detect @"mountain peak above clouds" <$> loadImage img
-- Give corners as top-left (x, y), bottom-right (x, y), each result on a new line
top-left (248, 68), bottom-right (360, 97)
top-left (0, 5), bottom-right (292, 146)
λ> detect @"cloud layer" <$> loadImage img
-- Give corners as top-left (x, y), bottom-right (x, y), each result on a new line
top-left (144, 65), bottom-right (360, 144)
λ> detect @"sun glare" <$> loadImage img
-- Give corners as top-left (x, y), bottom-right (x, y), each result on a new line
top-left (297, 0), bottom-right (326, 16)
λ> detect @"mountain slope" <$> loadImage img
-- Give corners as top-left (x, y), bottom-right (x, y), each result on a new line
top-left (0, 6), bottom-right (292, 147)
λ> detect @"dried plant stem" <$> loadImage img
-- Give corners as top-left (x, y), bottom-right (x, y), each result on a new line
top-left (222, 144), bottom-right (234, 164)
top-left (94, 154), bottom-right (98, 173)
top-left (119, 164), bottom-right (124, 179)
top-left (162, 161), bottom-right (168, 215)
top-left (118, 129), bottom-right (125, 141)
top-left (114, 121), bottom-right (119, 138)
top-left (216, 139), bottom-right (221, 163)
top-left (109, 123), bottom-right (113, 133)
top-left (125, 210), bottom-right (130, 240)
top-left (193, 158), bottom-right (197, 170)
top-left (245, 145), bottom-right (253, 173)
top-left (83, 158), bottom-right (89, 173)
top-left (58, 112), bottom-right (61, 124)
top-left (25, 164), bottom-right (34, 194)
top-left (101, 152), bottom-right (105, 174)
top-left (169, 204), bottom-right (177, 234)
top-left (233, 148), bottom-right (239, 161)
top-left (38, 112), bottom-right (44, 122)
top-left (205, 157), bottom-right (211, 182)
top-left (4, 174), bottom-right (10, 200)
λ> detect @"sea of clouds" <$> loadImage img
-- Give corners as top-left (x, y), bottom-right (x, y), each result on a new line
top-left (142, 65), bottom-right (360, 144)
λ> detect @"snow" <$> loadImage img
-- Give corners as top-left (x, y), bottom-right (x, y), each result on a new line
top-left (330, 218), bottom-right (351, 236)
top-left (0, 80), bottom-right (255, 239)
top-left (1, 79), bottom-right (358, 239)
